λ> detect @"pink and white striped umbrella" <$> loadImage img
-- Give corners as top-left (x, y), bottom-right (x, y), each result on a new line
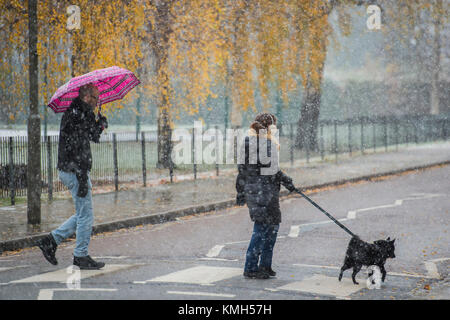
top-left (48, 66), bottom-right (140, 113)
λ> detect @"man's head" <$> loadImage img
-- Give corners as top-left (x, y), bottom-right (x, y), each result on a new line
top-left (78, 83), bottom-right (99, 109)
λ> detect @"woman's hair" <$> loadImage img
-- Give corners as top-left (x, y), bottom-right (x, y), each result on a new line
top-left (250, 113), bottom-right (277, 133)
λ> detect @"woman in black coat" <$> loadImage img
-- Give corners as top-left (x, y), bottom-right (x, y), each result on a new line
top-left (236, 113), bottom-right (296, 279)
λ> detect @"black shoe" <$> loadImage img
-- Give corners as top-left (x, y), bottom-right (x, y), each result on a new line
top-left (73, 255), bottom-right (105, 270)
top-left (259, 267), bottom-right (276, 277)
top-left (243, 271), bottom-right (269, 279)
top-left (37, 233), bottom-right (58, 265)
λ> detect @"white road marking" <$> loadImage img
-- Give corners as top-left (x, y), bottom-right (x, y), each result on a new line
top-left (37, 288), bottom-right (117, 300)
top-left (277, 274), bottom-right (365, 298)
top-left (429, 257), bottom-right (450, 263)
top-left (293, 264), bottom-right (339, 270)
top-left (167, 291), bottom-right (235, 298)
top-left (225, 240), bottom-right (248, 245)
top-left (424, 262), bottom-right (440, 279)
top-left (206, 245), bottom-right (225, 258)
top-left (0, 265), bottom-right (28, 272)
top-left (288, 226), bottom-right (300, 238)
top-left (199, 257), bottom-right (238, 262)
top-left (424, 258), bottom-right (449, 279)
top-left (92, 256), bottom-right (129, 260)
top-left (292, 263), bottom-right (436, 279)
top-left (346, 193), bottom-right (445, 220)
top-left (288, 219), bottom-right (349, 238)
top-left (147, 265), bottom-right (242, 285)
top-left (10, 264), bottom-right (136, 284)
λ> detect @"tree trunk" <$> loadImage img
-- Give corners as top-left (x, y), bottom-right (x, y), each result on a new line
top-left (154, 1), bottom-right (174, 168)
top-left (295, 85), bottom-right (321, 151)
top-left (27, 0), bottom-right (41, 225)
top-left (430, 0), bottom-right (442, 115)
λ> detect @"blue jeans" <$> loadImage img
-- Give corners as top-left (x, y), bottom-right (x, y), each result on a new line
top-left (51, 171), bottom-right (93, 257)
top-left (244, 222), bottom-right (279, 273)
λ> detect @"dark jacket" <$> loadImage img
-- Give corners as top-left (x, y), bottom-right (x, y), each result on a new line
top-left (57, 97), bottom-right (104, 179)
top-left (235, 132), bottom-right (296, 225)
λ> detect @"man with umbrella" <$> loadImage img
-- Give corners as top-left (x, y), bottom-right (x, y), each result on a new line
top-left (37, 66), bottom-right (140, 269)
top-left (37, 83), bottom-right (108, 269)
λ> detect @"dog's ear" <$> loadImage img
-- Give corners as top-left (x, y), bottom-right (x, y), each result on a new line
top-left (391, 238), bottom-right (396, 243)
top-left (386, 237), bottom-right (390, 241)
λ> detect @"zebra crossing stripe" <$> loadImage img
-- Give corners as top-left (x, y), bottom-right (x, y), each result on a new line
top-left (147, 265), bottom-right (242, 285)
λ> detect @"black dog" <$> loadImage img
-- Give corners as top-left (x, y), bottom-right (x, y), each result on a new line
top-left (338, 236), bottom-right (396, 285)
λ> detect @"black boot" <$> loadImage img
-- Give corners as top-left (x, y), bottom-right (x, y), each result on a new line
top-left (37, 233), bottom-right (58, 265)
top-left (243, 270), bottom-right (269, 279)
top-left (73, 255), bottom-right (105, 270)
top-left (259, 267), bottom-right (276, 277)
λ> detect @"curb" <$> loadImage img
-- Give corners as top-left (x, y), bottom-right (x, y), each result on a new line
top-left (1, 160), bottom-right (449, 254)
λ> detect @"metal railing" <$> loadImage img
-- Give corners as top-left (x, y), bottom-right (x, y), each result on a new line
top-left (0, 114), bottom-right (448, 204)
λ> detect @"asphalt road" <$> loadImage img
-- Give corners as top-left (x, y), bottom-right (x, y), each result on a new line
top-left (0, 165), bottom-right (449, 301)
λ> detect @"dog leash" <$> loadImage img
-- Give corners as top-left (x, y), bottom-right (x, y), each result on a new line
top-left (293, 188), bottom-right (357, 238)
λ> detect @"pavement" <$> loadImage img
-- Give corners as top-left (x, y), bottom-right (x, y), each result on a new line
top-left (0, 140), bottom-right (449, 257)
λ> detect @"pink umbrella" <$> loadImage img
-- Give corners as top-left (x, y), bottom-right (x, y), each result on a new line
top-left (47, 66), bottom-right (140, 113)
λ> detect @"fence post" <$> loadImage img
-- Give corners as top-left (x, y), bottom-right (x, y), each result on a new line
top-left (290, 123), bottom-right (294, 166)
top-left (372, 119), bottom-right (376, 153)
top-left (395, 118), bottom-right (399, 151)
top-left (443, 119), bottom-right (448, 140)
top-left (360, 118), bottom-right (364, 155)
top-left (112, 133), bottom-right (118, 191)
top-left (47, 136), bottom-right (53, 201)
top-left (8, 137), bottom-right (15, 205)
top-left (305, 133), bottom-right (310, 164)
top-left (320, 123), bottom-right (324, 161)
top-left (192, 129), bottom-right (197, 180)
top-left (384, 117), bottom-right (388, 152)
top-left (348, 121), bottom-right (352, 156)
top-left (141, 132), bottom-right (147, 187)
top-left (215, 125), bottom-right (219, 176)
top-left (414, 117), bottom-right (418, 144)
top-left (405, 120), bottom-right (409, 146)
top-left (334, 120), bottom-right (338, 163)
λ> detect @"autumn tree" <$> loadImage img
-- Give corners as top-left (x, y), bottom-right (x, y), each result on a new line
top-left (143, 0), bottom-right (226, 168)
top-left (381, 0), bottom-right (449, 115)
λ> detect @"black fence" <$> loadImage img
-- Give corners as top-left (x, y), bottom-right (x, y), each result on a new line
top-left (0, 114), bottom-right (448, 204)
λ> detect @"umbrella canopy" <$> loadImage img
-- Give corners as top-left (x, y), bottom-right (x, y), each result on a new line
top-left (48, 66), bottom-right (140, 113)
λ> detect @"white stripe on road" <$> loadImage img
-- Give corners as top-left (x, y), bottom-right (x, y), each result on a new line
top-left (199, 258), bottom-right (238, 262)
top-left (206, 245), bottom-right (225, 258)
top-left (292, 263), bottom-right (436, 279)
top-left (10, 264), bottom-right (136, 284)
top-left (424, 262), bottom-right (440, 279)
top-left (288, 219), bottom-right (348, 238)
top-left (288, 193), bottom-right (446, 238)
top-left (147, 265), bottom-right (242, 285)
top-left (288, 226), bottom-right (300, 238)
top-left (277, 274), bottom-right (365, 298)
top-left (346, 193), bottom-right (445, 220)
top-left (37, 288), bottom-right (117, 300)
top-left (167, 291), bottom-right (235, 298)
top-left (0, 266), bottom-right (28, 272)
